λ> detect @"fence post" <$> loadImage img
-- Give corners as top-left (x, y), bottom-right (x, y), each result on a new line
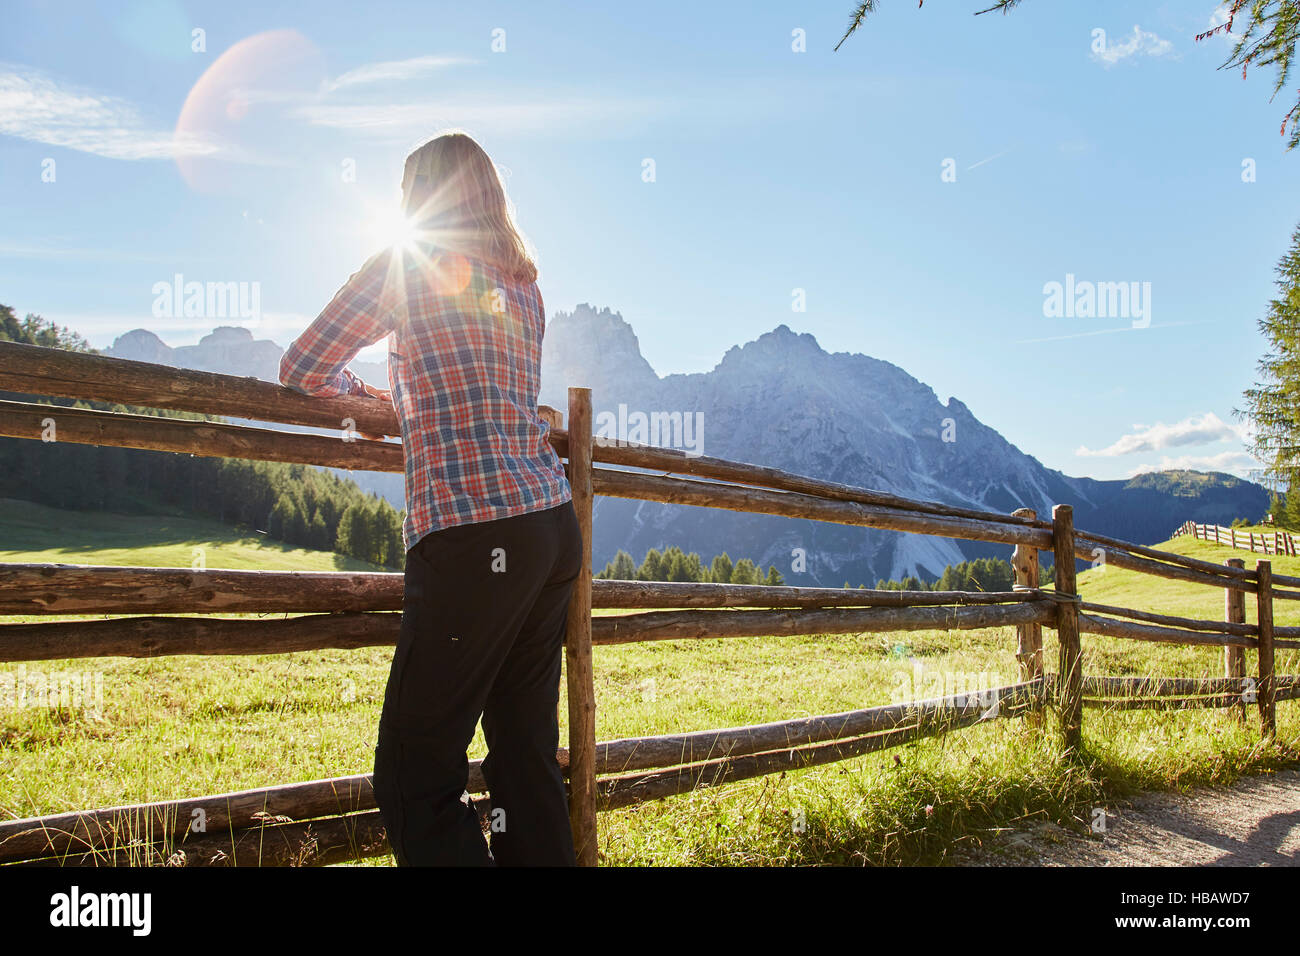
top-left (1255, 559), bottom-right (1276, 738)
top-left (564, 386), bottom-right (598, 864)
top-left (1224, 557), bottom-right (1246, 724)
top-left (1052, 505), bottom-right (1083, 751)
top-left (1232, 527), bottom-right (1237, 549)
top-left (1011, 508), bottom-right (1044, 725)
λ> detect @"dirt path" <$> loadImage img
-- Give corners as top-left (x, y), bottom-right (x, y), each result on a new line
top-left (955, 769), bottom-right (1300, 866)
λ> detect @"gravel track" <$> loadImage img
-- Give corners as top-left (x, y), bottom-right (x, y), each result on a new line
top-left (956, 769), bottom-right (1300, 866)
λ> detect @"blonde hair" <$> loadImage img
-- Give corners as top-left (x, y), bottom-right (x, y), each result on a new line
top-left (401, 131), bottom-right (538, 283)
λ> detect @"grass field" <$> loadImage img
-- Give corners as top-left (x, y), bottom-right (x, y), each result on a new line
top-left (0, 497), bottom-right (381, 572)
top-left (1, 500), bottom-right (1297, 866)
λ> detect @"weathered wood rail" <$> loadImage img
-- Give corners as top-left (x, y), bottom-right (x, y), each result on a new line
top-left (0, 339), bottom-right (1296, 866)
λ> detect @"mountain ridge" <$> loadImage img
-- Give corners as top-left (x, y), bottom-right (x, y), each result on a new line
top-left (103, 305), bottom-right (1265, 584)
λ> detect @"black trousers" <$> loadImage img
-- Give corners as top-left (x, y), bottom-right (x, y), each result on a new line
top-left (372, 500), bottom-right (582, 866)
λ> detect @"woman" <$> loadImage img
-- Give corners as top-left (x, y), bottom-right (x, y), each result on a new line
top-left (279, 132), bottom-right (580, 866)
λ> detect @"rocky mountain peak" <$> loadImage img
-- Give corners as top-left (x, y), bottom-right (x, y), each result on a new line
top-left (539, 303), bottom-right (659, 408)
top-left (198, 326), bottom-right (256, 346)
top-left (108, 328), bottom-right (173, 364)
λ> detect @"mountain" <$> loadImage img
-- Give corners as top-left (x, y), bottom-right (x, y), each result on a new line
top-left (105, 326), bottom-right (402, 509)
top-left (538, 305), bottom-right (1266, 584)
top-left (106, 326), bottom-right (389, 386)
top-left (102, 308), bottom-right (1267, 584)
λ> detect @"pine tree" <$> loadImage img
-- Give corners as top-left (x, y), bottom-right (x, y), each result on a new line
top-left (1243, 222), bottom-right (1300, 493)
top-left (764, 565), bottom-right (784, 586)
top-left (598, 550), bottom-right (638, 579)
top-left (612, 549), bottom-right (638, 579)
top-left (671, 551), bottom-right (705, 582)
top-left (1285, 490), bottom-right (1300, 531)
top-left (660, 546), bottom-right (686, 582)
top-left (637, 548), bottom-right (664, 582)
top-left (710, 552), bottom-right (734, 584)
top-left (308, 511), bottom-right (329, 551)
top-left (285, 496), bottom-right (308, 544)
top-left (731, 559), bottom-right (759, 585)
top-left (269, 493), bottom-right (293, 540)
top-left (336, 504), bottom-right (365, 559)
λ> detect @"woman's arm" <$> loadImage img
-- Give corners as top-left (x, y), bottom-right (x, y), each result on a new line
top-left (279, 248), bottom-right (402, 398)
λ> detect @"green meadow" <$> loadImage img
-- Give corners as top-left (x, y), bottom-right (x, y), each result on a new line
top-left (1, 500), bottom-right (1296, 866)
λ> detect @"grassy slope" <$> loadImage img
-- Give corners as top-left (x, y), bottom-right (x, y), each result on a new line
top-left (1075, 534), bottom-right (1300, 684)
top-left (0, 497), bottom-right (381, 571)
top-left (1078, 533), bottom-right (1300, 624)
top-left (0, 506), bottom-right (1296, 866)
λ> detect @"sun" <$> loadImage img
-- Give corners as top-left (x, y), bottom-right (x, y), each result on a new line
top-left (364, 206), bottom-right (419, 252)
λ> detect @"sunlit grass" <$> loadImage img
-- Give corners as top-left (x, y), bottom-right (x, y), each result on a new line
top-left (1, 504), bottom-right (1297, 866)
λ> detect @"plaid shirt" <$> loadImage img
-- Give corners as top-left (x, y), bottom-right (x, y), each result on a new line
top-left (279, 244), bottom-right (571, 552)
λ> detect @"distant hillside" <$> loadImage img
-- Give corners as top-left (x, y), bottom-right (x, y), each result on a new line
top-left (0, 307), bottom-right (405, 568)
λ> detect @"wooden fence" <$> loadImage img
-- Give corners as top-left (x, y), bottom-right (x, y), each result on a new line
top-left (1175, 520), bottom-right (1299, 557)
top-left (0, 339), bottom-right (1297, 866)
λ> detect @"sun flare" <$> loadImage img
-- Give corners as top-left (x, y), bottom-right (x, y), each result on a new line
top-left (365, 207), bottom-right (419, 252)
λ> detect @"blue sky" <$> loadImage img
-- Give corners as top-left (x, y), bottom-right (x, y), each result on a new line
top-left (1, 0), bottom-right (1296, 483)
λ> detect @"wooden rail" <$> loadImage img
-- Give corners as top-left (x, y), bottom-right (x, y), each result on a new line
top-left (1174, 519), bottom-right (1299, 557)
top-left (0, 341), bottom-right (1296, 867)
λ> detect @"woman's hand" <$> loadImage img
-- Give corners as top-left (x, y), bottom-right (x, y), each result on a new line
top-left (355, 382), bottom-right (395, 441)
top-left (362, 382), bottom-right (393, 404)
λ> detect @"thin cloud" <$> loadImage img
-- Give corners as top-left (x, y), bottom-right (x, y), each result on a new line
top-left (1077, 412), bottom-right (1245, 458)
top-left (297, 71), bottom-right (830, 141)
top-left (1093, 25), bottom-right (1174, 67)
top-left (1014, 320), bottom-right (1202, 345)
top-left (966, 148), bottom-right (1012, 171)
top-left (295, 95), bottom-right (665, 137)
top-left (325, 55), bottom-right (475, 92)
top-left (0, 242), bottom-right (197, 263)
top-left (0, 64), bottom-right (220, 160)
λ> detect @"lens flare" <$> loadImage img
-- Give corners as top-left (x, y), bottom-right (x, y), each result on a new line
top-left (174, 29), bottom-right (324, 192)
